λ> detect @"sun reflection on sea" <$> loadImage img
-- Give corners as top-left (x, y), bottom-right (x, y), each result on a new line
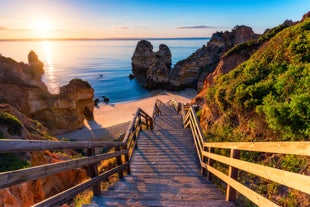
top-left (43, 40), bottom-right (59, 94)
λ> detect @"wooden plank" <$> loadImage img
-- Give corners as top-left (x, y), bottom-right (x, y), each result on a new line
top-left (226, 149), bottom-right (240, 201)
top-left (0, 139), bottom-right (122, 153)
top-left (189, 106), bottom-right (205, 145)
top-left (32, 163), bottom-right (129, 207)
top-left (86, 148), bottom-right (101, 196)
top-left (202, 151), bottom-right (310, 194)
top-left (0, 150), bottom-right (127, 189)
top-left (203, 142), bottom-right (310, 156)
top-left (206, 165), bottom-right (279, 207)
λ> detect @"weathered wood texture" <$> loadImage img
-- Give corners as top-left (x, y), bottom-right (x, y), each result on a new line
top-left (93, 104), bottom-right (234, 207)
top-left (183, 105), bottom-right (310, 207)
top-left (0, 107), bottom-right (153, 206)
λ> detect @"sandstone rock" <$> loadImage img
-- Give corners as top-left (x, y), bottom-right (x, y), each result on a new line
top-left (131, 40), bottom-right (171, 89)
top-left (30, 78), bottom-right (94, 134)
top-left (0, 104), bottom-right (88, 206)
top-left (0, 54), bottom-right (47, 91)
top-left (301, 11), bottom-right (310, 21)
top-left (0, 53), bottom-right (94, 134)
top-left (194, 42), bottom-right (260, 105)
top-left (131, 40), bottom-right (155, 81)
top-left (28, 50), bottom-right (44, 77)
top-left (170, 25), bottom-right (258, 90)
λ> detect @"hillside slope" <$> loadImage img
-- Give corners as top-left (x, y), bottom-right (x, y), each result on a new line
top-left (197, 16), bottom-right (310, 207)
top-left (200, 18), bottom-right (310, 142)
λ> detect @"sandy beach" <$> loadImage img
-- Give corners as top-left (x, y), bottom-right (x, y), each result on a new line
top-left (58, 89), bottom-right (196, 141)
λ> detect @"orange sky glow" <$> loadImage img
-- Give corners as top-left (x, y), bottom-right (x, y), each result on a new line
top-left (0, 0), bottom-right (309, 40)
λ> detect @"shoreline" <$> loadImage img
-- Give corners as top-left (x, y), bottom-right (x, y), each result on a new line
top-left (58, 89), bottom-right (196, 141)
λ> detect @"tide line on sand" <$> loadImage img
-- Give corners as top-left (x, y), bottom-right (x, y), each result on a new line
top-left (58, 89), bottom-right (196, 141)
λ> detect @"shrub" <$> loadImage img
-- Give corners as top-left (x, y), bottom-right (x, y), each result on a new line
top-left (0, 112), bottom-right (23, 135)
top-left (0, 153), bottom-right (29, 172)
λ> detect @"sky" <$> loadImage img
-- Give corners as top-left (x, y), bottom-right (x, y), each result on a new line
top-left (0, 0), bottom-right (309, 39)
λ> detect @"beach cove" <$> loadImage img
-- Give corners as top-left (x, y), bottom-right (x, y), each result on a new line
top-left (58, 89), bottom-right (196, 141)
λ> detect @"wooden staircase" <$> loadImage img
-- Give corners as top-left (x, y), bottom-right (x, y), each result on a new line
top-left (92, 104), bottom-right (234, 207)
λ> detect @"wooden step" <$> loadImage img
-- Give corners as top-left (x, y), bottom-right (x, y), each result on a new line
top-left (91, 103), bottom-right (234, 207)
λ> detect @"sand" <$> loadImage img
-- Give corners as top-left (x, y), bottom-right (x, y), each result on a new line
top-left (58, 89), bottom-right (196, 141)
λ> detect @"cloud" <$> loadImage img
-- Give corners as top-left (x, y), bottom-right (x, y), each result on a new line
top-left (176, 25), bottom-right (216, 29)
top-left (0, 26), bottom-right (63, 32)
top-left (113, 26), bottom-right (129, 30)
top-left (0, 26), bottom-right (32, 32)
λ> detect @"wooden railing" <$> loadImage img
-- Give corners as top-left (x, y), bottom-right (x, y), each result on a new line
top-left (0, 107), bottom-right (153, 207)
top-left (181, 104), bottom-right (310, 207)
top-left (152, 98), bottom-right (165, 119)
top-left (167, 98), bottom-right (179, 112)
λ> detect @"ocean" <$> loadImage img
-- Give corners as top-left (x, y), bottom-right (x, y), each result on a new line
top-left (0, 38), bottom-right (209, 103)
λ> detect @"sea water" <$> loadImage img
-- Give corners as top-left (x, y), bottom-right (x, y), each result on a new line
top-left (0, 38), bottom-right (209, 103)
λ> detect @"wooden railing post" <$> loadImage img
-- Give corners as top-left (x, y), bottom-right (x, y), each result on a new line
top-left (201, 146), bottom-right (208, 176)
top-left (206, 147), bottom-right (214, 181)
top-left (124, 145), bottom-right (131, 175)
top-left (226, 149), bottom-right (240, 201)
top-left (115, 146), bottom-right (124, 179)
top-left (86, 147), bottom-right (101, 196)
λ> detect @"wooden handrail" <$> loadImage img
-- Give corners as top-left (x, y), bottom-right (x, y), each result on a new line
top-left (152, 98), bottom-right (165, 120)
top-left (168, 98), bottom-right (179, 112)
top-left (180, 103), bottom-right (310, 207)
top-left (0, 150), bottom-right (127, 189)
top-left (33, 163), bottom-right (129, 207)
top-left (0, 140), bottom-right (122, 153)
top-left (0, 107), bottom-right (154, 206)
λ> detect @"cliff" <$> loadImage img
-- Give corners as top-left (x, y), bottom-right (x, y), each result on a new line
top-left (0, 51), bottom-right (94, 134)
top-left (0, 104), bottom-right (88, 206)
top-left (132, 26), bottom-right (258, 91)
top-left (198, 18), bottom-right (309, 141)
top-left (170, 25), bottom-right (258, 90)
top-left (195, 16), bottom-right (310, 206)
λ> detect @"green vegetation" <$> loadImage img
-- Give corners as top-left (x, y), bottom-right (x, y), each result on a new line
top-left (225, 40), bottom-right (258, 57)
top-left (0, 153), bottom-right (29, 172)
top-left (0, 112), bottom-right (23, 135)
top-left (206, 19), bottom-right (310, 141)
top-left (257, 22), bottom-right (292, 43)
top-left (203, 19), bottom-right (310, 206)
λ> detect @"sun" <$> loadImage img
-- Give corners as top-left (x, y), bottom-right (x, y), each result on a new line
top-left (33, 18), bottom-right (51, 39)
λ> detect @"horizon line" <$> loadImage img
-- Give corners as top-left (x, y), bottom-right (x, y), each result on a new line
top-left (0, 37), bottom-right (211, 41)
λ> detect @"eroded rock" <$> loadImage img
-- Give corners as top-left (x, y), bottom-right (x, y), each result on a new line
top-left (131, 40), bottom-right (171, 89)
top-left (170, 25), bottom-right (258, 90)
top-left (0, 52), bottom-right (94, 134)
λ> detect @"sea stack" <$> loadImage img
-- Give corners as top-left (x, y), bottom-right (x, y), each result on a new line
top-left (131, 40), bottom-right (172, 89)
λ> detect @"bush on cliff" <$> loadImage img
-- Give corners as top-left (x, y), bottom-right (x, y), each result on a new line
top-left (0, 112), bottom-right (23, 136)
top-left (205, 19), bottom-right (310, 141)
top-left (201, 18), bottom-right (310, 206)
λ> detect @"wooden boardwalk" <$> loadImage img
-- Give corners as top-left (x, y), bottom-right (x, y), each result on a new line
top-left (92, 105), bottom-right (234, 207)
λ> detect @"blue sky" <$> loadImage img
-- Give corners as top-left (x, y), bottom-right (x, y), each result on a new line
top-left (0, 0), bottom-right (309, 39)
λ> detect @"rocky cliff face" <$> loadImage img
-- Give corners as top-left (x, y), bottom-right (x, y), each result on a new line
top-left (0, 104), bottom-right (88, 206)
top-left (0, 51), bottom-right (94, 134)
top-left (170, 25), bottom-right (258, 90)
top-left (193, 19), bottom-right (295, 105)
top-left (131, 40), bottom-right (172, 89)
top-left (132, 26), bottom-right (258, 91)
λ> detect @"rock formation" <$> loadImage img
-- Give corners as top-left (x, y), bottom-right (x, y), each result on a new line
top-left (28, 50), bottom-right (44, 78)
top-left (0, 51), bottom-right (94, 134)
top-left (0, 104), bottom-right (88, 206)
top-left (170, 25), bottom-right (259, 90)
top-left (193, 19), bottom-right (296, 105)
top-left (131, 40), bottom-right (171, 89)
top-left (131, 26), bottom-right (258, 91)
